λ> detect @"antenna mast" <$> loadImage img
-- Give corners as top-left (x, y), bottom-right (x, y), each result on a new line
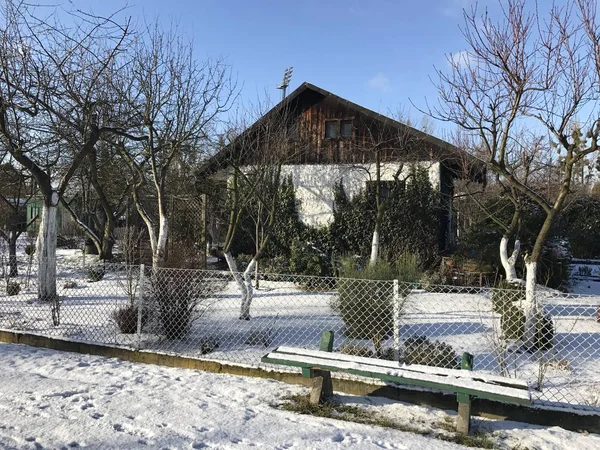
top-left (276, 67), bottom-right (294, 101)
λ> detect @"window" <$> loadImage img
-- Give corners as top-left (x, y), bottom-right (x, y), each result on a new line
top-left (340, 120), bottom-right (353, 138)
top-left (325, 120), bottom-right (338, 139)
top-left (366, 180), bottom-right (398, 202)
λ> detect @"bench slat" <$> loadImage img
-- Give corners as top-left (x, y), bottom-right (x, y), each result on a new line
top-left (272, 346), bottom-right (528, 390)
top-left (262, 351), bottom-right (530, 406)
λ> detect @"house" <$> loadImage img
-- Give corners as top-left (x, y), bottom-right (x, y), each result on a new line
top-left (26, 198), bottom-right (75, 236)
top-left (199, 82), bottom-right (484, 252)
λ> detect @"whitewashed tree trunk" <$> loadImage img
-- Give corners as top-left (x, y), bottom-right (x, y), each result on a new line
top-left (523, 260), bottom-right (539, 350)
top-left (240, 258), bottom-right (257, 320)
top-left (153, 213), bottom-right (168, 267)
top-left (223, 252), bottom-right (257, 320)
top-left (36, 194), bottom-right (58, 302)
top-left (500, 237), bottom-right (521, 282)
top-left (369, 228), bottom-right (380, 266)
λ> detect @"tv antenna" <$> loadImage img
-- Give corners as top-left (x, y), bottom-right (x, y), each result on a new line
top-left (276, 67), bottom-right (294, 101)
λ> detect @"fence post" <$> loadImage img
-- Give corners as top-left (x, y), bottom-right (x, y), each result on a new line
top-left (137, 264), bottom-right (145, 350)
top-left (393, 279), bottom-right (400, 362)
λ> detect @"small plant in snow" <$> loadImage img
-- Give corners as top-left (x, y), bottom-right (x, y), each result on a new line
top-left (87, 266), bottom-right (105, 282)
top-left (401, 336), bottom-right (460, 369)
top-left (200, 337), bottom-right (220, 354)
top-left (245, 326), bottom-right (275, 347)
top-left (112, 304), bottom-right (148, 334)
top-left (340, 342), bottom-right (373, 358)
top-left (6, 281), bottom-right (20, 296)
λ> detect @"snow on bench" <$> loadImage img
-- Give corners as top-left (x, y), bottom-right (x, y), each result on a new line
top-left (271, 346), bottom-right (529, 390)
top-left (263, 348), bottom-right (530, 405)
top-left (261, 331), bottom-right (531, 435)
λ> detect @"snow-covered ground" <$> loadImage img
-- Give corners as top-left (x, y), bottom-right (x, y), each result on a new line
top-left (1, 342), bottom-right (599, 450)
top-left (2, 250), bottom-right (600, 410)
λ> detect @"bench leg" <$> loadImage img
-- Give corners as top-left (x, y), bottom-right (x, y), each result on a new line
top-left (309, 369), bottom-right (333, 405)
top-left (456, 394), bottom-right (471, 435)
top-left (457, 352), bottom-right (474, 434)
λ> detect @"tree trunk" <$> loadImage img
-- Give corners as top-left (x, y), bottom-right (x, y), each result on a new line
top-left (223, 251), bottom-right (256, 320)
top-left (523, 260), bottom-right (539, 350)
top-left (499, 236), bottom-right (520, 282)
top-left (37, 200), bottom-right (58, 302)
top-left (100, 217), bottom-right (115, 260)
top-left (152, 213), bottom-right (168, 267)
top-left (369, 227), bottom-right (380, 266)
top-left (8, 231), bottom-right (18, 277)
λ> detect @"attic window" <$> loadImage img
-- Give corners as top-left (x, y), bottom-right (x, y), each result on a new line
top-left (340, 120), bottom-right (353, 138)
top-left (325, 120), bottom-right (338, 139)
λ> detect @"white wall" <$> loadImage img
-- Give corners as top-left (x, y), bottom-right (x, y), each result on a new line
top-left (281, 162), bottom-right (441, 227)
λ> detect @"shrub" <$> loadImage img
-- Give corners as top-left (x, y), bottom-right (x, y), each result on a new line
top-left (112, 305), bottom-right (147, 334)
top-left (150, 271), bottom-right (219, 340)
top-left (87, 266), bottom-right (105, 282)
top-left (6, 281), bottom-right (20, 296)
top-left (537, 314), bottom-right (555, 351)
top-left (491, 282), bottom-right (554, 349)
top-left (245, 327), bottom-right (275, 347)
top-left (396, 252), bottom-right (423, 283)
top-left (200, 337), bottom-right (220, 354)
top-left (402, 336), bottom-right (460, 369)
top-left (24, 244), bottom-right (35, 256)
top-left (330, 168), bottom-right (442, 270)
top-left (153, 274), bottom-right (193, 340)
top-left (340, 342), bottom-right (373, 358)
top-left (336, 258), bottom-right (397, 356)
top-left (419, 271), bottom-right (444, 290)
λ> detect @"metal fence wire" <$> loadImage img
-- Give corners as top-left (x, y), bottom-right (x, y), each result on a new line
top-left (1, 256), bottom-right (600, 412)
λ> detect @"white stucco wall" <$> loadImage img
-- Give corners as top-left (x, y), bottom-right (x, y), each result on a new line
top-left (281, 162), bottom-right (441, 228)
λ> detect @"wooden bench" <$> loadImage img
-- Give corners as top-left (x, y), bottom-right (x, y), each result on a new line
top-left (261, 331), bottom-right (530, 434)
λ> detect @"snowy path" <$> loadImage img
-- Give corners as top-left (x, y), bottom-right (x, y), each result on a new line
top-left (1, 344), bottom-right (599, 450)
top-left (0, 343), bottom-right (466, 450)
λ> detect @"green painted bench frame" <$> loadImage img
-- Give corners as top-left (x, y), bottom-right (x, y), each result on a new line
top-left (261, 331), bottom-right (531, 434)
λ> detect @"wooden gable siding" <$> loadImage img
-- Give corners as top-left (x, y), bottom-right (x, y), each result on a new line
top-left (284, 96), bottom-right (435, 165)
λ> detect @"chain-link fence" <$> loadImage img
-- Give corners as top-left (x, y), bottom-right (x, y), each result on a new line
top-left (1, 256), bottom-right (600, 412)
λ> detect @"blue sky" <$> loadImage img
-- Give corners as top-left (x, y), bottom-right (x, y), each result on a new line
top-left (74, 0), bottom-right (505, 136)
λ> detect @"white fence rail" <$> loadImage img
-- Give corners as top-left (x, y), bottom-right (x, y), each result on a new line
top-left (1, 257), bottom-right (600, 411)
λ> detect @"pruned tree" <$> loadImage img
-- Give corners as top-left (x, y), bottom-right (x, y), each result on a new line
top-left (454, 130), bottom-right (551, 283)
top-left (0, 0), bottom-right (132, 301)
top-left (117, 23), bottom-right (236, 267)
top-left (61, 140), bottom-right (131, 260)
top-left (431, 0), bottom-right (600, 349)
top-left (0, 157), bottom-right (36, 276)
top-left (217, 100), bottom-right (306, 319)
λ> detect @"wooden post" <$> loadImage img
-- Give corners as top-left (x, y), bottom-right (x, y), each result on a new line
top-left (309, 331), bottom-right (334, 405)
top-left (456, 352), bottom-right (474, 435)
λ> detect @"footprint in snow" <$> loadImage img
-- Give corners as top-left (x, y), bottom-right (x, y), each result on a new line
top-left (331, 433), bottom-right (345, 443)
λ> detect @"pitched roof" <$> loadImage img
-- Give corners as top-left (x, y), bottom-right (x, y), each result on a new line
top-left (198, 82), bottom-right (485, 180)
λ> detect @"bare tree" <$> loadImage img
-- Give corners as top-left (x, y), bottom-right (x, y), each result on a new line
top-left (0, 155), bottom-right (37, 276)
top-left (0, 0), bottom-right (132, 301)
top-left (431, 0), bottom-right (600, 349)
top-left (61, 140), bottom-right (131, 259)
top-left (217, 100), bottom-right (305, 319)
top-left (117, 23), bottom-right (236, 267)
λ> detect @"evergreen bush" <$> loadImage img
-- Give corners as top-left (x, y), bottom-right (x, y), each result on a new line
top-left (491, 281), bottom-right (554, 349)
top-left (402, 336), bottom-right (460, 369)
top-left (336, 259), bottom-right (397, 357)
